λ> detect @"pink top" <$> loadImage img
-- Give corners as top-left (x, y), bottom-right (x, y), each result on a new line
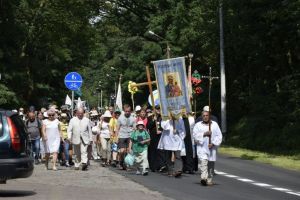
top-left (136, 117), bottom-right (148, 127)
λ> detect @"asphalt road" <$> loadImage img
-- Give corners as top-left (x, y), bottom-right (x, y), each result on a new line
top-left (1, 155), bottom-right (299, 200)
top-left (111, 154), bottom-right (300, 200)
top-left (0, 160), bottom-right (171, 200)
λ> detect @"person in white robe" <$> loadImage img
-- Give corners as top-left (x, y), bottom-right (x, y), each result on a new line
top-left (193, 111), bottom-right (222, 186)
top-left (158, 116), bottom-right (186, 177)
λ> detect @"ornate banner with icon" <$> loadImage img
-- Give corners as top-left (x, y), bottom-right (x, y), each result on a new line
top-left (153, 57), bottom-right (191, 119)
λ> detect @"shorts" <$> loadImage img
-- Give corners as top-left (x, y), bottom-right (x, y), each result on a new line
top-left (118, 138), bottom-right (130, 149)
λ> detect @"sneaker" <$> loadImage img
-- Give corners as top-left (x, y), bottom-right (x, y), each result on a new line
top-left (65, 162), bottom-right (70, 167)
top-left (69, 161), bottom-right (75, 166)
top-left (82, 163), bottom-right (88, 171)
top-left (142, 171), bottom-right (149, 176)
top-left (207, 181), bottom-right (213, 186)
top-left (159, 166), bottom-right (166, 173)
top-left (201, 179), bottom-right (207, 186)
top-left (111, 161), bottom-right (117, 168)
top-left (174, 171), bottom-right (182, 178)
top-left (136, 170), bottom-right (142, 175)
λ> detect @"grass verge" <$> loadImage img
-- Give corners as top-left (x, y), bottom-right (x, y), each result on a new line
top-left (219, 146), bottom-right (300, 172)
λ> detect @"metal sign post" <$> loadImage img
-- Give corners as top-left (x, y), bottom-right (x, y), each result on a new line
top-left (71, 91), bottom-right (74, 117)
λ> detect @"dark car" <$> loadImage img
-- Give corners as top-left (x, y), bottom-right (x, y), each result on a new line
top-left (0, 109), bottom-right (34, 184)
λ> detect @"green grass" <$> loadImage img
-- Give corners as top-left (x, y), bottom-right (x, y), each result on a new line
top-left (219, 146), bottom-right (300, 172)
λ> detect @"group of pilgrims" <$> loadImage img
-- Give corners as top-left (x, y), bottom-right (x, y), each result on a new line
top-left (22, 102), bottom-right (222, 186)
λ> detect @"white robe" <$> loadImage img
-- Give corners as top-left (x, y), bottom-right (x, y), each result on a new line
top-left (157, 119), bottom-right (186, 151)
top-left (193, 121), bottom-right (222, 161)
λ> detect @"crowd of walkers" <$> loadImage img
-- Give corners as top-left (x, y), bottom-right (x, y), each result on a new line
top-left (17, 103), bottom-right (222, 186)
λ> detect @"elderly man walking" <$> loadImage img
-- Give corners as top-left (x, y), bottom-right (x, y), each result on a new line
top-left (193, 111), bottom-right (222, 186)
top-left (68, 108), bottom-right (93, 171)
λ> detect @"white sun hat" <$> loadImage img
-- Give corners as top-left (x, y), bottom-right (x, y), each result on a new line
top-left (136, 121), bottom-right (145, 127)
top-left (90, 110), bottom-right (99, 116)
top-left (203, 106), bottom-right (210, 112)
top-left (43, 112), bottom-right (48, 118)
top-left (102, 110), bottom-right (112, 118)
top-left (135, 105), bottom-right (142, 112)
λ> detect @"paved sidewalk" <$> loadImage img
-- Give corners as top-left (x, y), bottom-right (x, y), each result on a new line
top-left (0, 161), bottom-right (172, 200)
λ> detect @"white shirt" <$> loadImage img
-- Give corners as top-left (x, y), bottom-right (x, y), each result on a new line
top-left (99, 121), bottom-right (110, 138)
top-left (91, 120), bottom-right (111, 138)
top-left (193, 121), bottom-right (222, 161)
top-left (157, 119), bottom-right (186, 151)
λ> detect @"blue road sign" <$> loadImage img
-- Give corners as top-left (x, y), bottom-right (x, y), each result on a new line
top-left (64, 72), bottom-right (83, 91)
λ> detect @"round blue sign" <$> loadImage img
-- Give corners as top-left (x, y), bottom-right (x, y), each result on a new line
top-left (64, 72), bottom-right (83, 91)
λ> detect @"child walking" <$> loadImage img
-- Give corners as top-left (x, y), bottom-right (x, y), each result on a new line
top-left (129, 121), bottom-right (151, 175)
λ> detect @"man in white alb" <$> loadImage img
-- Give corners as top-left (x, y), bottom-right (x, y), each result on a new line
top-left (193, 110), bottom-right (222, 186)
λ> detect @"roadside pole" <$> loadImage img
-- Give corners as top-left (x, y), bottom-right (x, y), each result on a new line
top-left (71, 90), bottom-right (74, 117)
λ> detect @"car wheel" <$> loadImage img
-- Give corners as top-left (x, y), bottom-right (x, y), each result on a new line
top-left (0, 179), bottom-right (7, 184)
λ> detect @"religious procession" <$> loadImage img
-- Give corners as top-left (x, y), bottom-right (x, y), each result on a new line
top-left (2, 2), bottom-right (299, 199)
top-left (13, 55), bottom-right (223, 187)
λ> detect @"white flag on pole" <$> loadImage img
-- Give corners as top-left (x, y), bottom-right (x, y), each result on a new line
top-left (116, 81), bottom-right (123, 111)
top-left (65, 95), bottom-right (72, 105)
top-left (77, 97), bottom-right (82, 109)
top-left (74, 97), bottom-right (86, 109)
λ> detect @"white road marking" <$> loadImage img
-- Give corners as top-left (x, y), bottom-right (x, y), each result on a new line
top-left (271, 187), bottom-right (291, 192)
top-left (224, 174), bottom-right (239, 178)
top-left (216, 171), bottom-right (227, 175)
top-left (215, 170), bottom-right (300, 197)
top-left (286, 192), bottom-right (300, 197)
top-left (237, 178), bottom-right (254, 183)
top-left (253, 183), bottom-right (272, 187)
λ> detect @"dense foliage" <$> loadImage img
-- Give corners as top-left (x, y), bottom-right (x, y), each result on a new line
top-left (1, 0), bottom-right (299, 154)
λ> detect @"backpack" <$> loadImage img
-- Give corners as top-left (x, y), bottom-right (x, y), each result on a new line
top-left (26, 118), bottom-right (42, 136)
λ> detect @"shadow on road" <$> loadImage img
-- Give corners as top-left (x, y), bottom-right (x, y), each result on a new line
top-left (0, 190), bottom-right (36, 197)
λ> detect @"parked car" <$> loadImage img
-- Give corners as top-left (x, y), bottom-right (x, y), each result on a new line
top-left (0, 109), bottom-right (34, 184)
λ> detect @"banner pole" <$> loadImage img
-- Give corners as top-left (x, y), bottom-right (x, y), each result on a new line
top-left (146, 65), bottom-right (158, 132)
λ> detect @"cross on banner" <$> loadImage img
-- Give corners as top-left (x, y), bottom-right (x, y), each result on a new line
top-left (201, 67), bottom-right (219, 145)
top-left (129, 66), bottom-right (158, 132)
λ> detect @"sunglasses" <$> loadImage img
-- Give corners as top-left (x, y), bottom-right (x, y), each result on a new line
top-left (48, 114), bottom-right (55, 117)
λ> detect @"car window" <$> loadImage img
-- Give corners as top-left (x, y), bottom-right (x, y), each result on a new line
top-left (0, 114), bottom-right (3, 137)
top-left (10, 115), bottom-right (27, 137)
